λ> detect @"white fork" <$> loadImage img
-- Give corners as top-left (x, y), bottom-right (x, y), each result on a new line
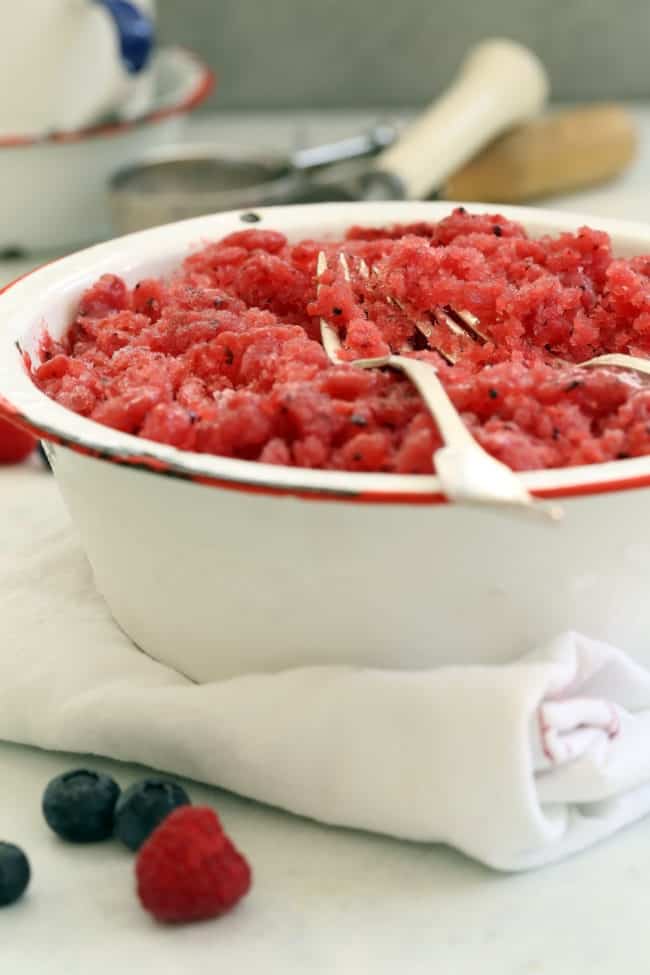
top-left (317, 252), bottom-right (561, 519)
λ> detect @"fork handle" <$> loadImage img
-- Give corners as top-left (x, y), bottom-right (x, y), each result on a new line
top-left (389, 355), bottom-right (476, 446)
top-left (391, 355), bottom-right (550, 513)
top-left (578, 353), bottom-right (650, 376)
top-left (371, 38), bottom-right (549, 200)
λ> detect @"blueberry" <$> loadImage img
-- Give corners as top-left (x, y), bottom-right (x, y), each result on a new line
top-left (0, 843), bottom-right (30, 906)
top-left (42, 769), bottom-right (120, 842)
top-left (114, 778), bottom-right (191, 851)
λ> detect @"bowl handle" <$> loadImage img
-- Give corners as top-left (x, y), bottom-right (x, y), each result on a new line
top-left (94, 0), bottom-right (155, 74)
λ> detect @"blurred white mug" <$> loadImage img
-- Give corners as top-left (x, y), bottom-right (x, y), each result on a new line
top-left (0, 0), bottom-right (156, 137)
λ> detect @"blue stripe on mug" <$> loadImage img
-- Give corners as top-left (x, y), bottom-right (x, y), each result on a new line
top-left (95, 0), bottom-right (155, 74)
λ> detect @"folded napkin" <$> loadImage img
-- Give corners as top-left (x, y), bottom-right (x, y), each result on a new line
top-left (4, 467), bottom-right (650, 871)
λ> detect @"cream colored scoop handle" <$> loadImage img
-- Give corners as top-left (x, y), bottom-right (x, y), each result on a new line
top-left (375, 38), bottom-right (550, 199)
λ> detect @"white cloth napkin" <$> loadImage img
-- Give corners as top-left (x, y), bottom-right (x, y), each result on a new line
top-left (4, 467), bottom-right (650, 871)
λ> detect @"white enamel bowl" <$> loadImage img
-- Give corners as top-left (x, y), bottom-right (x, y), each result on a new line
top-left (1, 201), bottom-right (650, 682)
top-left (0, 47), bottom-right (213, 254)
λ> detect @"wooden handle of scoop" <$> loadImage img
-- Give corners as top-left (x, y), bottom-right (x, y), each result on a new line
top-left (441, 103), bottom-right (638, 203)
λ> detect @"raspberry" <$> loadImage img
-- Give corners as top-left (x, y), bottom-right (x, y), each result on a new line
top-left (0, 416), bottom-right (37, 464)
top-left (136, 806), bottom-right (251, 924)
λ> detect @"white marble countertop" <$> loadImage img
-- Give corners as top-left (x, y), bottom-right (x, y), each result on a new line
top-left (3, 732), bottom-right (650, 975)
top-left (2, 109), bottom-right (650, 972)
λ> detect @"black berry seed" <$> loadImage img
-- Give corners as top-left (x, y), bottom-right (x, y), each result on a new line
top-left (114, 778), bottom-right (191, 851)
top-left (240, 211), bottom-right (261, 223)
top-left (0, 843), bottom-right (30, 907)
top-left (42, 769), bottom-right (121, 843)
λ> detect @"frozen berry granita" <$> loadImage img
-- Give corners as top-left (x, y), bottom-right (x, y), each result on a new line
top-left (33, 209), bottom-right (650, 474)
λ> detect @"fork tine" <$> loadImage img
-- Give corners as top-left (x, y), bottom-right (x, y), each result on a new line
top-left (381, 288), bottom-right (457, 363)
top-left (456, 307), bottom-right (483, 333)
top-left (439, 306), bottom-right (488, 345)
top-left (434, 348), bottom-right (456, 366)
top-left (434, 309), bottom-right (466, 339)
top-left (321, 319), bottom-right (345, 362)
top-left (317, 250), bottom-right (344, 363)
top-left (368, 259), bottom-right (486, 350)
top-left (324, 251), bottom-right (464, 366)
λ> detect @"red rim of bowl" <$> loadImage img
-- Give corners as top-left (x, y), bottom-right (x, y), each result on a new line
top-left (4, 205), bottom-right (650, 506)
top-left (0, 48), bottom-right (215, 149)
